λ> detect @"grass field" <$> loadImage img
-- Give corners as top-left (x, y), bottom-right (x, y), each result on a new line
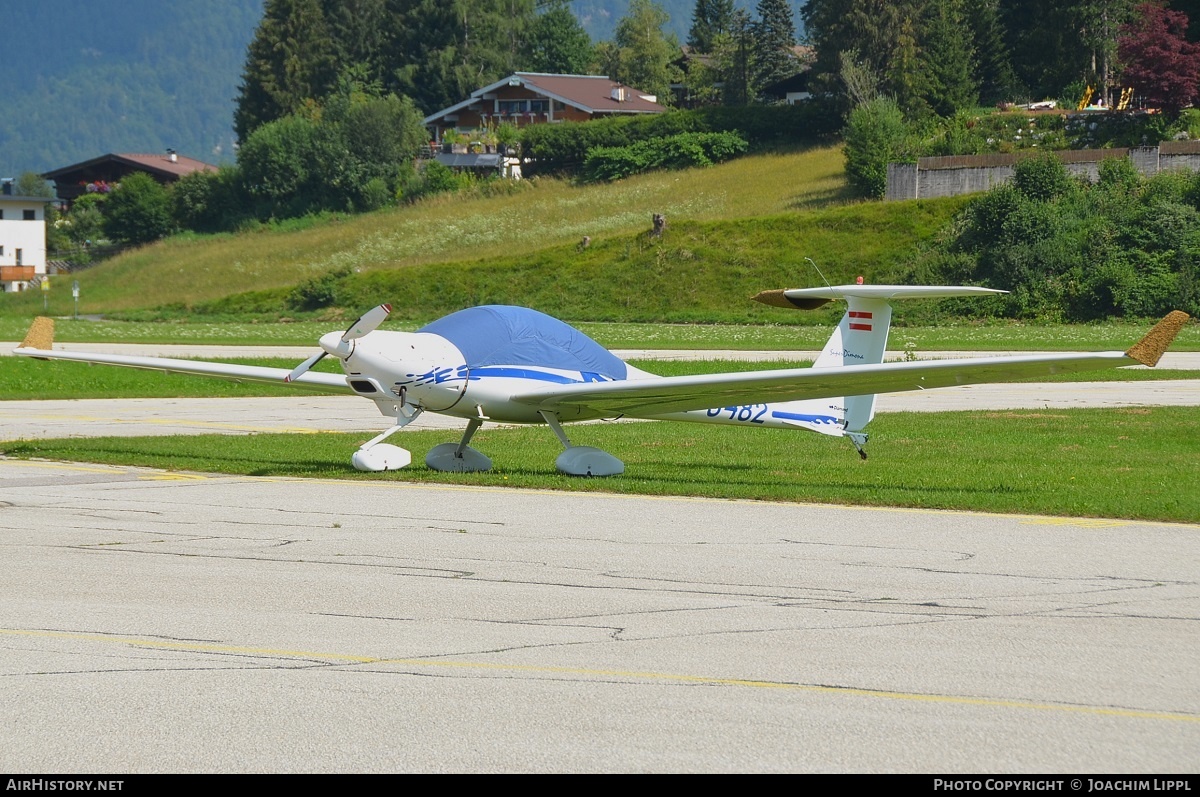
top-left (3, 316), bottom-right (1197, 351)
top-left (2, 144), bottom-right (1195, 524)
top-left (4, 145), bottom-right (857, 316)
top-left (4, 407), bottom-right (1196, 523)
top-left (0, 355), bottom-right (1193, 400)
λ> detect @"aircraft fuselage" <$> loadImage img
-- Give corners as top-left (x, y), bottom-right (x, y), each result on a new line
top-left (341, 330), bottom-right (847, 437)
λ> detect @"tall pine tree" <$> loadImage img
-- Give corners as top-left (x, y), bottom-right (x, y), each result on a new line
top-left (322, 0), bottom-right (390, 90)
top-left (688, 0), bottom-right (735, 52)
top-left (1003, 0), bottom-right (1091, 99)
top-left (967, 0), bottom-right (1015, 106)
top-left (391, 0), bottom-right (536, 114)
top-left (526, 0), bottom-right (595, 74)
top-left (921, 0), bottom-right (977, 116)
top-left (753, 0), bottom-right (799, 91)
top-left (234, 0), bottom-right (336, 141)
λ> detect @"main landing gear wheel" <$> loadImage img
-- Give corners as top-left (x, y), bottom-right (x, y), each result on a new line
top-left (425, 418), bottom-right (492, 472)
top-left (538, 410), bottom-right (624, 476)
top-left (425, 443), bottom-right (493, 472)
top-left (555, 446), bottom-right (624, 477)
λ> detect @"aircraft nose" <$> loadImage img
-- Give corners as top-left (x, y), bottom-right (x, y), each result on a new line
top-left (319, 331), bottom-right (352, 359)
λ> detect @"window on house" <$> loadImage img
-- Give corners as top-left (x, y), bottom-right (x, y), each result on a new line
top-left (498, 100), bottom-right (526, 114)
top-left (529, 100), bottom-right (548, 113)
top-left (15, 249), bottom-right (22, 265)
top-left (23, 210), bottom-right (35, 221)
top-left (0, 210), bottom-right (4, 219)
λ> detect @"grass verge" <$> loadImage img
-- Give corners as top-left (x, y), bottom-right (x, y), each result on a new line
top-left (0, 357), bottom-right (1193, 400)
top-left (3, 407), bottom-right (1197, 523)
top-left (2, 318), bottom-right (1196, 351)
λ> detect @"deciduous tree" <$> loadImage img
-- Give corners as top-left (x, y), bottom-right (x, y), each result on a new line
top-left (103, 173), bottom-right (173, 245)
top-left (1118, 1), bottom-right (1200, 113)
top-left (607, 0), bottom-right (681, 103)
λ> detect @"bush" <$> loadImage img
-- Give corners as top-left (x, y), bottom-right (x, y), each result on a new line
top-left (62, 193), bottom-right (107, 245)
top-left (358, 177), bottom-right (392, 212)
top-left (103, 172), bottom-right (173, 245)
top-left (395, 161), bottom-right (473, 204)
top-left (913, 146), bottom-right (1200, 319)
top-left (520, 102), bottom-right (838, 176)
top-left (236, 93), bottom-right (427, 220)
top-left (582, 131), bottom-right (748, 182)
top-left (289, 266), bottom-right (352, 311)
top-left (1012, 151), bottom-right (1074, 202)
top-left (843, 97), bottom-right (910, 198)
top-left (171, 167), bottom-right (247, 233)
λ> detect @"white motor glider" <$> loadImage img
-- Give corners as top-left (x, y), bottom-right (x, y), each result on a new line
top-left (13, 284), bottom-right (1189, 476)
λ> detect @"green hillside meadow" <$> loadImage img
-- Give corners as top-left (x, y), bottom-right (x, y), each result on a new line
top-left (7, 144), bottom-right (958, 324)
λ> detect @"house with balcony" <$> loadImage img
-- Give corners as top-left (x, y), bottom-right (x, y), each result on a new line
top-left (41, 150), bottom-right (217, 204)
top-left (0, 180), bottom-right (53, 292)
top-left (423, 73), bottom-right (667, 144)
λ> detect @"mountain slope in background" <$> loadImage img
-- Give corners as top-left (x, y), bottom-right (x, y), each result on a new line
top-left (0, 0), bottom-right (804, 179)
top-left (0, 0), bottom-right (263, 178)
top-left (573, 0), bottom-right (803, 43)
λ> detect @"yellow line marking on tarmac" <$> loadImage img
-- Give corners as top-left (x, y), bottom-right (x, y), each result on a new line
top-left (4, 627), bottom-right (1195, 724)
top-left (138, 473), bottom-right (209, 481)
top-left (0, 460), bottom-right (128, 475)
top-left (0, 411), bottom-right (325, 434)
top-left (1021, 518), bottom-right (1129, 529)
top-left (0, 458), bottom-right (209, 481)
top-left (131, 417), bottom-right (326, 434)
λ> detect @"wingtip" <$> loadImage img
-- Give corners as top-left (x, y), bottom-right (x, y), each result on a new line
top-left (1126, 310), bottom-right (1190, 367)
top-left (19, 316), bottom-right (54, 351)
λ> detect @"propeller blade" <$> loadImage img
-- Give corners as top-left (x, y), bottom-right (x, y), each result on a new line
top-left (285, 351), bottom-right (327, 383)
top-left (342, 303), bottom-right (392, 341)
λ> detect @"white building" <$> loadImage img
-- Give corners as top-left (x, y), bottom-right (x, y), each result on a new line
top-left (0, 180), bottom-right (51, 292)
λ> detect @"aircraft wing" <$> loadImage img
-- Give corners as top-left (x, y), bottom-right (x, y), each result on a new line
top-left (510, 351), bottom-right (1141, 416)
top-left (11, 346), bottom-right (354, 395)
top-left (511, 309), bottom-right (1189, 416)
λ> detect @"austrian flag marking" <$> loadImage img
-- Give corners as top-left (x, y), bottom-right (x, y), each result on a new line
top-left (848, 311), bottom-right (873, 331)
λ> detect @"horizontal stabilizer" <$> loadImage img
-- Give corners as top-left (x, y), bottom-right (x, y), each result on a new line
top-left (753, 284), bottom-right (1006, 310)
top-left (750, 289), bottom-right (833, 310)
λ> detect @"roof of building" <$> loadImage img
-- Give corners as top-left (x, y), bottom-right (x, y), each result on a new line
top-left (434, 152), bottom-right (505, 169)
top-left (41, 152), bottom-right (218, 181)
top-left (424, 73), bottom-right (666, 125)
top-left (0, 193), bottom-right (54, 204)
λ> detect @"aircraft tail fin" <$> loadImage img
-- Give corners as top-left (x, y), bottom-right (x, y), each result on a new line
top-left (811, 296), bottom-right (892, 431)
top-left (753, 284), bottom-right (1007, 432)
top-left (19, 317), bottom-right (54, 353)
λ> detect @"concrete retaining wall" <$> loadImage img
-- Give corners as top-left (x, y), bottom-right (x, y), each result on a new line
top-left (885, 141), bottom-right (1200, 201)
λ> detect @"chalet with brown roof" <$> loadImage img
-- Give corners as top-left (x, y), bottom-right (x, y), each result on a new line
top-left (423, 73), bottom-right (667, 142)
top-left (41, 151), bottom-right (218, 203)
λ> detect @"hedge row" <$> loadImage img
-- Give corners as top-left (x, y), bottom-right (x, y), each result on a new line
top-left (582, 131), bottom-right (749, 182)
top-left (519, 102), bottom-right (840, 177)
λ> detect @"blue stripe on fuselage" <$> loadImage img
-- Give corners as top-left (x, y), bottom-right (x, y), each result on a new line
top-left (770, 410), bottom-right (840, 425)
top-left (467, 367), bottom-right (615, 384)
